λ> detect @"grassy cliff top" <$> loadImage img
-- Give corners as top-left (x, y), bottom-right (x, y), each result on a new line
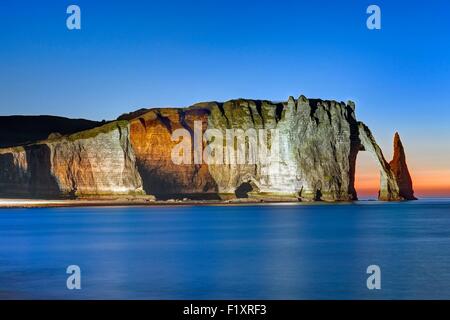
top-left (0, 120), bottom-right (130, 153)
top-left (64, 120), bottom-right (129, 142)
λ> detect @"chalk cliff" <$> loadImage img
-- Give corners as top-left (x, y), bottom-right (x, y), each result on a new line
top-left (128, 108), bottom-right (218, 199)
top-left (0, 96), bottom-right (416, 201)
top-left (0, 122), bottom-right (143, 198)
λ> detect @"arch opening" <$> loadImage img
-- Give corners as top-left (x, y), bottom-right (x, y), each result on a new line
top-left (354, 151), bottom-right (381, 200)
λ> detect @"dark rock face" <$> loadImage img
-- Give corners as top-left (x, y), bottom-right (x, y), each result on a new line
top-left (0, 115), bottom-right (102, 148)
top-left (0, 144), bottom-right (60, 198)
top-left (0, 95), bottom-right (417, 201)
top-left (389, 133), bottom-right (417, 200)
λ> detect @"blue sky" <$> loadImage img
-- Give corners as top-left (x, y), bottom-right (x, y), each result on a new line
top-left (0, 0), bottom-right (449, 193)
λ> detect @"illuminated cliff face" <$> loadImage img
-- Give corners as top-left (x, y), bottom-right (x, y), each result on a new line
top-left (0, 122), bottom-right (144, 198)
top-left (0, 96), bottom-right (416, 201)
top-left (128, 108), bottom-right (218, 199)
top-left (195, 97), bottom-right (360, 201)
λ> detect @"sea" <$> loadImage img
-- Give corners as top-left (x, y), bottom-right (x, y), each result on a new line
top-left (1, 199), bottom-right (450, 299)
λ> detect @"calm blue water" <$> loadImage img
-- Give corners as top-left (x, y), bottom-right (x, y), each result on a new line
top-left (1, 199), bottom-right (450, 299)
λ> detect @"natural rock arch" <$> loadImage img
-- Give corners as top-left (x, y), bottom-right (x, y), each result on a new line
top-left (356, 123), bottom-right (416, 200)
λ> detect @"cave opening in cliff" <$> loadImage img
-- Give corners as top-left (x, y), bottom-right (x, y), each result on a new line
top-left (355, 151), bottom-right (380, 200)
top-left (235, 182), bottom-right (255, 198)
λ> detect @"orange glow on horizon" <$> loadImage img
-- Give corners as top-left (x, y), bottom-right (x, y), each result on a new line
top-left (355, 169), bottom-right (450, 198)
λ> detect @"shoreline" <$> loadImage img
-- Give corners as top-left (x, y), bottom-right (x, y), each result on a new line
top-left (0, 197), bottom-right (439, 209)
top-left (0, 198), bottom-right (301, 209)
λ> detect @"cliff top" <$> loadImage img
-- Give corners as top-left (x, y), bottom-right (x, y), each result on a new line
top-left (0, 96), bottom-right (357, 149)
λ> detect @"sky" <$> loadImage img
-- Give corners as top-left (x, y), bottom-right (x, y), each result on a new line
top-left (0, 0), bottom-right (449, 197)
